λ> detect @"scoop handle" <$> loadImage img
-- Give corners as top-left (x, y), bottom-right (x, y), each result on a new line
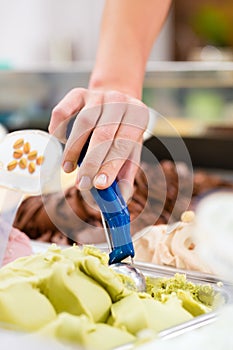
top-left (66, 118), bottom-right (134, 264)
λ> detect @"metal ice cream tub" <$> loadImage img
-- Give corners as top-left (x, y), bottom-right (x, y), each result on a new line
top-left (113, 261), bottom-right (233, 350)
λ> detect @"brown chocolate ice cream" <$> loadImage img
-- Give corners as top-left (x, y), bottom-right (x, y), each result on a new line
top-left (13, 161), bottom-right (233, 245)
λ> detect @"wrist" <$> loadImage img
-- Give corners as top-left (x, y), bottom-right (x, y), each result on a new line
top-left (88, 69), bottom-right (144, 100)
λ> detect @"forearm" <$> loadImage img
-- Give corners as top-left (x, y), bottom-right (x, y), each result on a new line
top-left (50, 0), bottom-right (171, 192)
top-left (89, 0), bottom-right (172, 99)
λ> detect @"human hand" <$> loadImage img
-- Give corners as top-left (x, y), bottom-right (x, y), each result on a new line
top-left (49, 89), bottom-right (149, 201)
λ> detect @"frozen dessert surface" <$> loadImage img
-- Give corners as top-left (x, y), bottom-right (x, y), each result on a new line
top-left (146, 273), bottom-right (215, 306)
top-left (108, 293), bottom-right (192, 334)
top-left (134, 221), bottom-right (213, 273)
top-left (0, 282), bottom-right (56, 331)
top-left (2, 227), bottom-right (32, 266)
top-left (0, 245), bottom-right (219, 350)
top-left (146, 273), bottom-right (215, 316)
top-left (13, 161), bottom-right (233, 247)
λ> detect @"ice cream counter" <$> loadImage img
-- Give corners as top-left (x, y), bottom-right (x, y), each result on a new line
top-left (0, 62), bottom-right (233, 349)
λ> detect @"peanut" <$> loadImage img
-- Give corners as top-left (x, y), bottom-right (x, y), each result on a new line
top-left (36, 155), bottom-right (45, 165)
top-left (19, 157), bottom-right (27, 169)
top-left (23, 142), bottom-right (31, 154)
top-left (188, 242), bottom-right (195, 250)
top-left (13, 138), bottom-right (24, 149)
top-left (28, 162), bottom-right (36, 174)
top-left (7, 160), bottom-right (17, 171)
top-left (181, 210), bottom-right (195, 223)
top-left (28, 150), bottom-right (38, 161)
top-left (13, 149), bottom-right (23, 159)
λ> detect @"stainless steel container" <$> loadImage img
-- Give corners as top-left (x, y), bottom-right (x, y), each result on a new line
top-left (112, 262), bottom-right (233, 350)
top-left (136, 261), bottom-right (233, 338)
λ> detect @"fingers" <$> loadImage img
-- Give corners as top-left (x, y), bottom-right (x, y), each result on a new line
top-left (62, 91), bottom-right (104, 173)
top-left (77, 99), bottom-right (127, 189)
top-left (93, 103), bottom-right (149, 189)
top-left (49, 88), bottom-right (149, 193)
top-left (94, 139), bottom-right (142, 201)
top-left (117, 140), bottom-right (143, 202)
top-left (49, 88), bottom-right (86, 142)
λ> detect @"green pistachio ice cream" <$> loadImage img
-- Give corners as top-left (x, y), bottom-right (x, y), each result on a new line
top-left (0, 245), bottom-right (219, 350)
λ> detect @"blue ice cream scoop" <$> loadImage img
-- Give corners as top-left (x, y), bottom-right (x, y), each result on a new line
top-left (66, 118), bottom-right (135, 264)
top-left (66, 118), bottom-right (146, 292)
top-left (90, 181), bottom-right (135, 264)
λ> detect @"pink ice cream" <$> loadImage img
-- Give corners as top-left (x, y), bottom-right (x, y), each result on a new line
top-left (2, 227), bottom-right (32, 266)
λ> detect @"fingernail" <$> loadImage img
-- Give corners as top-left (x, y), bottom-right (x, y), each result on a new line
top-left (118, 180), bottom-right (133, 203)
top-left (122, 187), bottom-right (133, 203)
top-left (94, 173), bottom-right (107, 188)
top-left (63, 161), bottom-right (74, 173)
top-left (78, 176), bottom-right (92, 190)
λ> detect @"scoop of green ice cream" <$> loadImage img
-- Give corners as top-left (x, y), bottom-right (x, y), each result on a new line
top-left (0, 245), bottom-right (217, 350)
top-left (0, 282), bottom-right (56, 331)
top-left (108, 293), bottom-right (193, 334)
top-left (147, 273), bottom-right (217, 309)
top-left (38, 312), bottom-right (135, 350)
top-left (40, 262), bottom-right (112, 323)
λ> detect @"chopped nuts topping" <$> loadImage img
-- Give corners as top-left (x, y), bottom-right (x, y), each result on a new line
top-left (181, 211), bottom-right (195, 223)
top-left (13, 138), bottom-right (24, 149)
top-left (19, 158), bottom-right (27, 169)
top-left (23, 142), bottom-right (31, 154)
top-left (7, 160), bottom-right (18, 171)
top-left (36, 156), bottom-right (45, 165)
top-left (188, 242), bottom-right (195, 250)
top-left (7, 139), bottom-right (45, 174)
top-left (13, 149), bottom-right (23, 159)
top-left (27, 150), bottom-right (38, 160)
top-left (28, 162), bottom-right (36, 174)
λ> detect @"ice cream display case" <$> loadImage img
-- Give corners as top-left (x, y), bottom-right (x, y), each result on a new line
top-left (0, 62), bottom-right (233, 349)
top-left (142, 62), bottom-right (233, 171)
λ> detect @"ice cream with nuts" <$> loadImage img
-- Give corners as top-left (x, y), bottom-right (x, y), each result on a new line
top-left (6, 137), bottom-right (44, 174)
top-left (0, 130), bottom-right (63, 269)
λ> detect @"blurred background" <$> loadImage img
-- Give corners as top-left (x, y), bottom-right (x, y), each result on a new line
top-left (0, 0), bottom-right (232, 169)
